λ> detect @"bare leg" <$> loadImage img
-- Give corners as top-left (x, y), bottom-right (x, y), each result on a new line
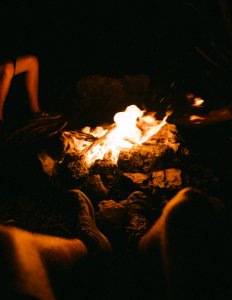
top-left (0, 62), bottom-right (15, 120)
top-left (139, 187), bottom-right (226, 300)
top-left (15, 55), bottom-right (40, 113)
top-left (0, 189), bottom-right (112, 298)
top-left (0, 225), bottom-right (88, 299)
top-left (0, 55), bottom-right (62, 125)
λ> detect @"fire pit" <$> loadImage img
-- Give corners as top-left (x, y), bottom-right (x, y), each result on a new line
top-left (38, 104), bottom-right (187, 208)
top-left (0, 101), bottom-right (225, 239)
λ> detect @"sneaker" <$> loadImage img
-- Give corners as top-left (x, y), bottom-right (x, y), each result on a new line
top-left (31, 111), bottom-right (62, 120)
top-left (125, 191), bottom-right (151, 250)
top-left (67, 189), bottom-right (112, 255)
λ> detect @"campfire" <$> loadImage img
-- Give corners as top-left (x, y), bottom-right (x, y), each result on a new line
top-left (61, 104), bottom-right (170, 166)
top-left (38, 104), bottom-right (187, 205)
top-left (1, 100), bottom-right (223, 238)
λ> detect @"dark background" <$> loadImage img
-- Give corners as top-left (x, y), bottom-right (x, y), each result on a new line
top-left (1, 0), bottom-right (231, 119)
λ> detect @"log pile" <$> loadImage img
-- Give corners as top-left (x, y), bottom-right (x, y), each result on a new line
top-left (38, 122), bottom-right (187, 208)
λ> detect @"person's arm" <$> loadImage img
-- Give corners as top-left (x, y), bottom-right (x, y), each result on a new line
top-left (171, 106), bottom-right (232, 127)
top-left (189, 107), bottom-right (232, 125)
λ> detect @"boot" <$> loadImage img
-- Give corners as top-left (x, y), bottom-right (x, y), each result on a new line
top-left (125, 191), bottom-right (151, 253)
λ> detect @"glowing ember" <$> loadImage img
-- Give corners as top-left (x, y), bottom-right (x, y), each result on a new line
top-left (186, 93), bottom-right (205, 107)
top-left (62, 105), bottom-right (170, 166)
top-left (192, 97), bottom-right (205, 107)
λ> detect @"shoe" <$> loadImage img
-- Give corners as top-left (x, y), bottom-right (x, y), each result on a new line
top-left (31, 110), bottom-right (62, 120)
top-left (125, 191), bottom-right (151, 250)
top-left (67, 189), bottom-right (112, 255)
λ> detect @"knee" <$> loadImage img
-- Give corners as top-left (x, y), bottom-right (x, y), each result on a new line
top-left (162, 187), bottom-right (225, 251)
top-left (164, 187), bottom-right (224, 217)
top-left (26, 55), bottom-right (39, 71)
top-left (0, 225), bottom-right (23, 243)
top-left (0, 62), bottom-right (15, 80)
top-left (0, 225), bottom-right (10, 241)
top-left (30, 55), bottom-right (39, 67)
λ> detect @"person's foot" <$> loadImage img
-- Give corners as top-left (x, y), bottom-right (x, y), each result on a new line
top-left (31, 110), bottom-right (62, 120)
top-left (67, 189), bottom-right (112, 255)
top-left (125, 191), bottom-right (151, 251)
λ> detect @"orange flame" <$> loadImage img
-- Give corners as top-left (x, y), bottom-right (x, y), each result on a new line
top-left (192, 97), bottom-right (205, 107)
top-left (186, 93), bottom-right (205, 107)
top-left (62, 105), bottom-right (169, 166)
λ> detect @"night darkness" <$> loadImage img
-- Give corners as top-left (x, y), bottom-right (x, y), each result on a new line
top-left (1, 0), bottom-right (231, 120)
top-left (2, 1), bottom-right (184, 69)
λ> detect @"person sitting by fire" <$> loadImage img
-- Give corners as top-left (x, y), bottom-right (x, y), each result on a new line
top-left (172, 99), bottom-right (232, 127)
top-left (162, 0), bottom-right (232, 128)
top-left (0, 53), bottom-right (62, 140)
top-left (0, 187), bottom-right (227, 299)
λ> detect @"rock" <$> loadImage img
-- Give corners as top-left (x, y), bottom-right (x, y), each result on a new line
top-left (151, 170), bottom-right (165, 189)
top-left (123, 173), bottom-right (149, 184)
top-left (66, 74), bottom-right (151, 127)
top-left (118, 123), bottom-right (181, 173)
top-left (85, 174), bottom-right (108, 201)
top-left (151, 168), bottom-right (182, 190)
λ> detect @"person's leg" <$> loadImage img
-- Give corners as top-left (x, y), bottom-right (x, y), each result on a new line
top-left (0, 225), bottom-right (56, 299)
top-left (125, 191), bottom-right (151, 254)
top-left (0, 189), bottom-right (112, 299)
top-left (139, 187), bottom-right (226, 299)
top-left (66, 189), bottom-right (112, 255)
top-left (15, 55), bottom-right (62, 120)
top-left (123, 191), bottom-right (166, 299)
top-left (14, 55), bottom-right (40, 113)
top-left (0, 61), bottom-right (15, 121)
top-left (0, 225), bottom-right (90, 299)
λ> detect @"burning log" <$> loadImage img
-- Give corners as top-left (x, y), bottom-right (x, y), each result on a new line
top-left (0, 103), bottom-right (223, 239)
top-left (39, 105), bottom-right (186, 204)
top-left (117, 123), bottom-right (180, 173)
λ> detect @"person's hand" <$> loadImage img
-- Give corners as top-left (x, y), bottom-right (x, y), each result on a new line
top-left (170, 107), bottom-right (232, 127)
top-left (189, 115), bottom-right (206, 125)
top-left (169, 114), bottom-right (206, 127)
top-left (190, 107), bottom-right (232, 125)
